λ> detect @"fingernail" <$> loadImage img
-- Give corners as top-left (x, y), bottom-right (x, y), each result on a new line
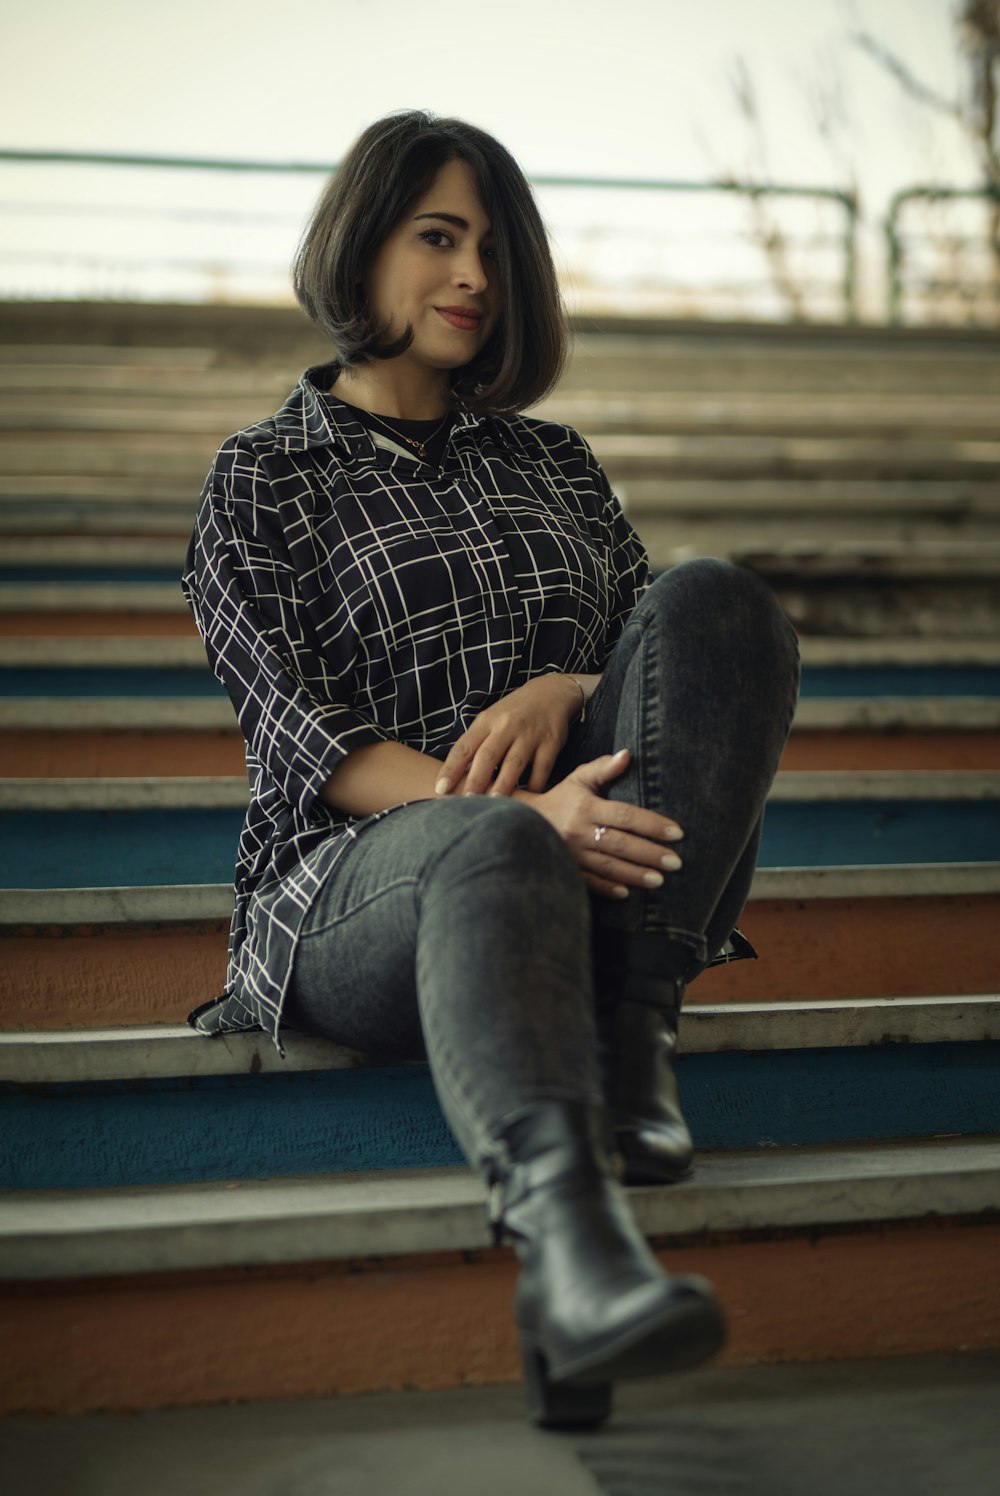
top-left (612, 885), bottom-right (629, 898)
top-left (614, 748), bottom-right (629, 759)
top-left (434, 778), bottom-right (449, 795)
top-left (661, 852), bottom-right (682, 871)
top-left (662, 825), bottom-right (684, 841)
top-left (642, 871), bottom-right (664, 888)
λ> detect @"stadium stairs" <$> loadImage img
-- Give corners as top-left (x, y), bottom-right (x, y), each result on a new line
top-left (0, 302), bottom-right (997, 1415)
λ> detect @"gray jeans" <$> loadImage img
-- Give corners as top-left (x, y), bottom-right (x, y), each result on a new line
top-left (284, 560), bottom-right (800, 1170)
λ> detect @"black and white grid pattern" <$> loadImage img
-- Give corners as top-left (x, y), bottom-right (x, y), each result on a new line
top-left (182, 363), bottom-right (650, 1049)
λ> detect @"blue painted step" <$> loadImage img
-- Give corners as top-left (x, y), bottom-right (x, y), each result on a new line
top-left (2, 665), bottom-right (998, 699)
top-left (5, 1042), bottom-right (998, 1188)
top-left (2, 800), bottom-right (997, 887)
top-left (0, 669), bottom-right (227, 699)
top-left (0, 567), bottom-right (181, 584)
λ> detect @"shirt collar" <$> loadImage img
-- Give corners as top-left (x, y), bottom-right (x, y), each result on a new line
top-left (273, 361), bottom-right (491, 458)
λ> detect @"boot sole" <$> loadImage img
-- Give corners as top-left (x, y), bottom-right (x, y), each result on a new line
top-left (525, 1284), bottom-right (727, 1390)
top-left (621, 1159), bottom-right (695, 1186)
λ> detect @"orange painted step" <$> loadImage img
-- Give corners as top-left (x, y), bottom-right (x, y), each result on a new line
top-left (1, 730), bottom-right (996, 778)
top-left (693, 893), bottom-right (1000, 1003)
top-left (781, 733), bottom-right (1000, 772)
top-left (0, 614), bottom-right (197, 637)
top-left (0, 731), bottom-right (245, 777)
top-left (2, 1216), bottom-right (996, 1415)
top-left (1, 923), bottom-right (227, 1029)
top-left (3, 894), bottom-right (996, 1030)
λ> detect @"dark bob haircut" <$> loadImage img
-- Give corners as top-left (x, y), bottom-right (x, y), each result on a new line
top-left (292, 110), bottom-right (568, 416)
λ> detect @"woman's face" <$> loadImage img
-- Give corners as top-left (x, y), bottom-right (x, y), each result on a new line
top-left (361, 158), bottom-right (502, 372)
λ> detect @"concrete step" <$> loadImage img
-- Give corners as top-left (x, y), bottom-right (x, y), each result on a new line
top-left (4, 571), bottom-right (997, 639)
top-left (0, 584), bottom-right (185, 613)
top-left (742, 541), bottom-right (1000, 578)
top-left (4, 694), bottom-right (998, 732)
top-left (0, 472), bottom-right (194, 500)
top-left (4, 504), bottom-right (1000, 555)
top-left (2, 632), bottom-right (1000, 668)
top-left (4, 1134), bottom-right (996, 1278)
top-left (6, 301), bottom-right (1000, 391)
top-left (11, 585), bottom-right (995, 637)
top-left (4, 1355), bottom-right (999, 1495)
top-left (4, 431), bottom-right (997, 484)
top-left (6, 998), bottom-right (998, 1084)
top-left (4, 865), bottom-right (997, 1030)
top-left (0, 538), bottom-right (190, 567)
top-left (0, 504), bottom-right (197, 535)
top-left (3, 770), bottom-right (998, 811)
top-left (624, 475), bottom-right (1000, 516)
top-left (4, 478), bottom-right (998, 542)
top-left (7, 390), bottom-right (1000, 441)
top-left (7, 512), bottom-right (1000, 566)
top-left (2, 1137), bottom-right (997, 1413)
top-left (4, 861), bottom-right (996, 928)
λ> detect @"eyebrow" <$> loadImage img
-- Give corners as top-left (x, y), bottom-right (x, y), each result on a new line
top-left (414, 212), bottom-right (494, 237)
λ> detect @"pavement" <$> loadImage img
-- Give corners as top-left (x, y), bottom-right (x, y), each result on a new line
top-left (2, 1351), bottom-right (998, 1496)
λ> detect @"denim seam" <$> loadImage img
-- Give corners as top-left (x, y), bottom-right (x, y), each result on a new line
top-left (297, 875), bottom-right (421, 942)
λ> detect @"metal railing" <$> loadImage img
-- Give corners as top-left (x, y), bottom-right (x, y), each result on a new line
top-left (886, 185), bottom-right (1000, 324)
top-left (0, 148), bottom-right (859, 321)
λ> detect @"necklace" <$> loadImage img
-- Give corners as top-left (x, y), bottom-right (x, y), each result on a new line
top-left (364, 409), bottom-right (451, 462)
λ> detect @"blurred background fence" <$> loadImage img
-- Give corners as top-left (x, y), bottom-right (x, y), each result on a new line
top-left (4, 149), bottom-right (998, 324)
top-left (887, 184), bottom-right (1000, 323)
top-left (0, 148), bottom-right (861, 322)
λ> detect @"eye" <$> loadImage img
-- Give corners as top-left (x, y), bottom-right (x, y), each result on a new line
top-left (419, 229), bottom-right (452, 248)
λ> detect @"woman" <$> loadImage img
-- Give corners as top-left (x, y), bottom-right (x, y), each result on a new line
top-left (183, 109), bottom-right (800, 1429)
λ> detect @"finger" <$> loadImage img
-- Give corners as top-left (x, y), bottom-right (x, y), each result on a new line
top-left (580, 843), bottom-right (682, 890)
top-left (582, 824), bottom-right (684, 871)
top-left (436, 724), bottom-right (489, 795)
top-left (590, 795), bottom-right (685, 844)
top-left (464, 733), bottom-right (514, 796)
top-left (572, 748), bottom-right (631, 791)
top-left (581, 871), bottom-right (630, 900)
top-left (489, 744), bottom-right (532, 798)
top-left (525, 743), bottom-right (558, 793)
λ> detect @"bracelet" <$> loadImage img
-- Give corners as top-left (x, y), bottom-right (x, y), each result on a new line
top-left (568, 675), bottom-right (587, 724)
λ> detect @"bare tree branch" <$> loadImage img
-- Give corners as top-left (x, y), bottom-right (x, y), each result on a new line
top-left (852, 30), bottom-right (960, 119)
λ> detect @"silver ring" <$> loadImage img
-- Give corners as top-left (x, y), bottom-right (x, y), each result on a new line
top-left (593, 825), bottom-right (608, 845)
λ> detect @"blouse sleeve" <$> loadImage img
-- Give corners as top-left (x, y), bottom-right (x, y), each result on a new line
top-left (574, 430), bottom-right (651, 662)
top-left (181, 435), bottom-right (385, 818)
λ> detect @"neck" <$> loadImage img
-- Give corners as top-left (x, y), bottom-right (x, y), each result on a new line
top-left (332, 363), bottom-right (451, 422)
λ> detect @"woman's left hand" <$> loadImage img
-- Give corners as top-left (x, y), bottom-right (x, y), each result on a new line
top-left (434, 674), bottom-right (584, 798)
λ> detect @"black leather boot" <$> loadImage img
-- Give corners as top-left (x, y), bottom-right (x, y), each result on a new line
top-left (485, 1098), bottom-right (726, 1429)
top-left (603, 970), bottom-right (695, 1185)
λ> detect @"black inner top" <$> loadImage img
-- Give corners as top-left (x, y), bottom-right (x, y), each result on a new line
top-left (327, 390), bottom-right (456, 470)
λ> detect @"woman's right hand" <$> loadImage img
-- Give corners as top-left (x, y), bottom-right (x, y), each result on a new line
top-left (517, 748), bottom-right (685, 900)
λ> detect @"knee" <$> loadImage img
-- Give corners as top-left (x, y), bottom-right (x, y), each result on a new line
top-left (649, 558), bottom-right (798, 660)
top-left (434, 796), bottom-right (581, 894)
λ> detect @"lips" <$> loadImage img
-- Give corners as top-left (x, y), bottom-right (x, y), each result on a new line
top-left (437, 308), bottom-right (481, 331)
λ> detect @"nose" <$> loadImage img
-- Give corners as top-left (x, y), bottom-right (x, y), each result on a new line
top-left (453, 247), bottom-right (491, 295)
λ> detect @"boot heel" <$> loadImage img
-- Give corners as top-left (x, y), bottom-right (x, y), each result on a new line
top-left (520, 1341), bottom-right (612, 1430)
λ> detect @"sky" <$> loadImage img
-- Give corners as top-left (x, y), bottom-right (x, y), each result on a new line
top-left (1, 0), bottom-right (986, 319)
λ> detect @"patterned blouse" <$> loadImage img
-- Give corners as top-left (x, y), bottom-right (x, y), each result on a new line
top-left (182, 362), bottom-right (650, 1051)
